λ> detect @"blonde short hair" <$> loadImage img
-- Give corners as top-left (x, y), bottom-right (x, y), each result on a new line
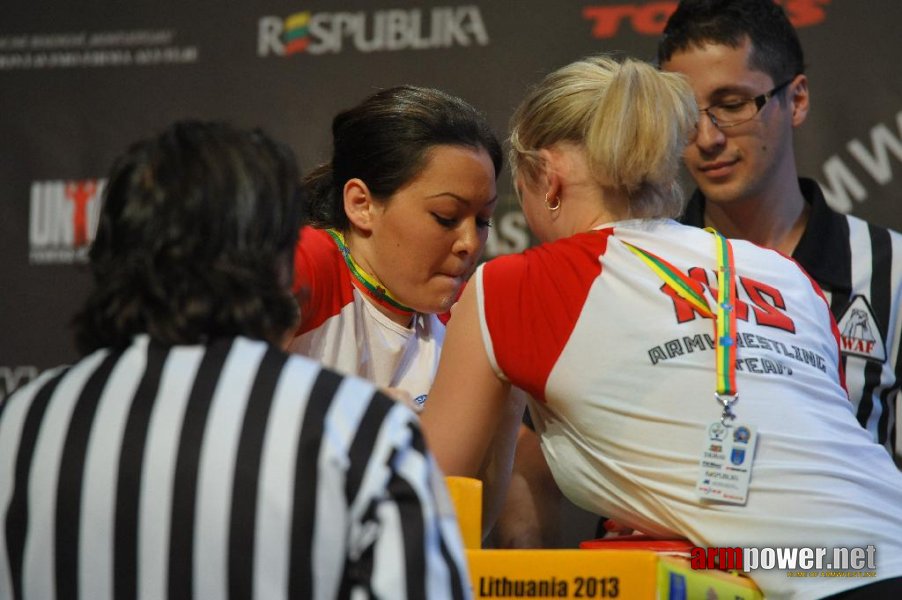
top-left (509, 55), bottom-right (697, 219)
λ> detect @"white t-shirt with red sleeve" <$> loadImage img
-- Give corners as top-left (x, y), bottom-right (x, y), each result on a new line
top-left (475, 218), bottom-right (902, 599)
top-left (288, 227), bottom-right (444, 406)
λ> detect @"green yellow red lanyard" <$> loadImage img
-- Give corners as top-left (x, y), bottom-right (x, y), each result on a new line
top-left (326, 228), bottom-right (416, 317)
top-left (622, 229), bottom-right (739, 422)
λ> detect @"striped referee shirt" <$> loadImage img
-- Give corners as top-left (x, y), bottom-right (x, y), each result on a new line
top-left (683, 178), bottom-right (902, 458)
top-left (0, 335), bottom-right (469, 600)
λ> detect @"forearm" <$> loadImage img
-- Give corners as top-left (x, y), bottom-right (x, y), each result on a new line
top-left (477, 387), bottom-right (527, 538)
top-left (488, 424), bottom-right (563, 548)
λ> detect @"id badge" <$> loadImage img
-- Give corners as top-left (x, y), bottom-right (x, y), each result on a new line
top-left (695, 421), bottom-right (758, 505)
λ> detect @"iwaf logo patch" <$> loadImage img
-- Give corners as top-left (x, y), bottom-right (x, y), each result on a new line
top-left (836, 295), bottom-right (886, 362)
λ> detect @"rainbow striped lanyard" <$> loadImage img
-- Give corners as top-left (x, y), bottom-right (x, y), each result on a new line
top-left (326, 228), bottom-right (416, 317)
top-left (622, 228), bottom-right (740, 425)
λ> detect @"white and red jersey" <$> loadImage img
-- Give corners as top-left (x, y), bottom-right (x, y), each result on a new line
top-left (476, 219), bottom-right (902, 599)
top-left (288, 227), bottom-right (444, 404)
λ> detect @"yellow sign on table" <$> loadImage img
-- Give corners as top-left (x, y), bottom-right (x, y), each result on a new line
top-left (466, 549), bottom-right (762, 599)
top-left (445, 476), bottom-right (761, 599)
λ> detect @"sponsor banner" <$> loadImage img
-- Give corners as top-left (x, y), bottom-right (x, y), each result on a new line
top-left (583, 0), bottom-right (830, 39)
top-left (29, 179), bottom-right (105, 265)
top-left (258, 5), bottom-right (489, 56)
top-left (817, 110), bottom-right (902, 214)
top-left (0, 28), bottom-right (198, 70)
top-left (484, 202), bottom-right (532, 260)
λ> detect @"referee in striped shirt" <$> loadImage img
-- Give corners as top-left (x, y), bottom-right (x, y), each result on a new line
top-left (659, 0), bottom-right (902, 461)
top-left (0, 121), bottom-right (470, 599)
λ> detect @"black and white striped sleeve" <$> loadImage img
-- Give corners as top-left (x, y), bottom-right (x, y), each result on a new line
top-left (340, 393), bottom-right (470, 599)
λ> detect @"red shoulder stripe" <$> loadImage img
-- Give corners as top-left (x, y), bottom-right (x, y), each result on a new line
top-left (293, 227), bottom-right (355, 334)
top-left (481, 230), bottom-right (613, 402)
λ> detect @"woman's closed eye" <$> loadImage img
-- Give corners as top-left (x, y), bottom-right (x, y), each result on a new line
top-left (432, 213), bottom-right (458, 228)
top-left (432, 212), bottom-right (493, 230)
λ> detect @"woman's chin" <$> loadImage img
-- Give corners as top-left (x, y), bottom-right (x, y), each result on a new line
top-left (413, 293), bottom-right (456, 315)
top-left (404, 279), bottom-right (463, 314)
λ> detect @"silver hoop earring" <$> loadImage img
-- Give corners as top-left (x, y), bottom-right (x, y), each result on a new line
top-left (544, 193), bottom-right (561, 212)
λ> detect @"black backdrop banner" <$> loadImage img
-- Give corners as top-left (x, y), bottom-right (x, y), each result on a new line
top-left (2, 0), bottom-right (901, 400)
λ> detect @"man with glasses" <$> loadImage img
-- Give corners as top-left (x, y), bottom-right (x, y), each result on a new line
top-left (659, 0), bottom-right (902, 464)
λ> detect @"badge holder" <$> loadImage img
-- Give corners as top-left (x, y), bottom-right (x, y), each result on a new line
top-left (696, 393), bottom-right (757, 505)
top-left (624, 229), bottom-right (758, 506)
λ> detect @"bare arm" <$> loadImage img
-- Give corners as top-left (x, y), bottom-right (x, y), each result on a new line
top-left (420, 281), bottom-right (522, 534)
top-left (489, 424), bottom-right (563, 548)
top-left (476, 387), bottom-right (527, 536)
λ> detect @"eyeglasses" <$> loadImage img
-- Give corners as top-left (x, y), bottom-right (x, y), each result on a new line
top-left (699, 78), bottom-right (795, 129)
